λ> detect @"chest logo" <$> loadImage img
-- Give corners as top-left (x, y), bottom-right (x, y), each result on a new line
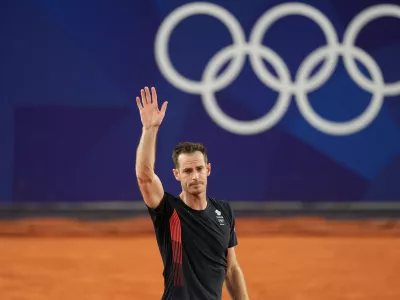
top-left (215, 209), bottom-right (225, 225)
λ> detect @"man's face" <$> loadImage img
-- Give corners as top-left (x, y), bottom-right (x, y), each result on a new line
top-left (173, 151), bottom-right (211, 195)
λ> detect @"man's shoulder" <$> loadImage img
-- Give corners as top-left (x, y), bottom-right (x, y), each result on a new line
top-left (157, 191), bottom-right (180, 207)
top-left (209, 197), bottom-right (228, 205)
top-left (164, 191), bottom-right (178, 199)
top-left (147, 191), bottom-right (177, 214)
top-left (208, 197), bottom-right (234, 215)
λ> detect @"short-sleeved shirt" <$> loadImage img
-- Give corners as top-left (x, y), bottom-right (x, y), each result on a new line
top-left (147, 192), bottom-right (238, 300)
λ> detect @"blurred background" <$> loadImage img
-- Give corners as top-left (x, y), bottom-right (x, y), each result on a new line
top-left (1, 0), bottom-right (400, 299)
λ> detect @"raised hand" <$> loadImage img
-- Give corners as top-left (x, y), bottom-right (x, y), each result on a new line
top-left (136, 86), bottom-right (168, 130)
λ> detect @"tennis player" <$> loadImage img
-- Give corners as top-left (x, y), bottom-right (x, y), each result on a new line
top-left (135, 86), bottom-right (249, 299)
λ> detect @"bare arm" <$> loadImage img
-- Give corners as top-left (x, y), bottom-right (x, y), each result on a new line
top-left (135, 86), bottom-right (168, 209)
top-left (225, 247), bottom-right (249, 300)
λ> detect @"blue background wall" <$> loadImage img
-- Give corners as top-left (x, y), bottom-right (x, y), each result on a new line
top-left (1, 0), bottom-right (400, 203)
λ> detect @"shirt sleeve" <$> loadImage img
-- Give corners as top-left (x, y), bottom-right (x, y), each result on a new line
top-left (227, 202), bottom-right (238, 248)
top-left (146, 192), bottom-right (173, 225)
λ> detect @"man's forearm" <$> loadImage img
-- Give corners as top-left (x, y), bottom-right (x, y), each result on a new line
top-left (225, 264), bottom-right (249, 299)
top-left (136, 126), bottom-right (159, 180)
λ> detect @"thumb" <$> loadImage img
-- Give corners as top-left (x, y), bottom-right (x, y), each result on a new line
top-left (160, 101), bottom-right (168, 113)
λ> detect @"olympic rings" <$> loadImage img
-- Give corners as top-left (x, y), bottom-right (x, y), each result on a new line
top-left (154, 2), bottom-right (400, 135)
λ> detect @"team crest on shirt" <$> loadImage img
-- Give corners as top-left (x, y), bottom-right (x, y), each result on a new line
top-left (215, 210), bottom-right (225, 225)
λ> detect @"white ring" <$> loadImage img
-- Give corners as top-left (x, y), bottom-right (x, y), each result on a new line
top-left (296, 45), bottom-right (384, 135)
top-left (202, 45), bottom-right (291, 135)
top-left (154, 2), bottom-right (246, 94)
top-left (249, 2), bottom-right (339, 93)
top-left (343, 4), bottom-right (400, 96)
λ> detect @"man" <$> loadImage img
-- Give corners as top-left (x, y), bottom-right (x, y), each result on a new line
top-left (135, 86), bottom-right (249, 300)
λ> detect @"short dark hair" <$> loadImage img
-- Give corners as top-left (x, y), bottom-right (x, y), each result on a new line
top-left (172, 142), bottom-right (208, 168)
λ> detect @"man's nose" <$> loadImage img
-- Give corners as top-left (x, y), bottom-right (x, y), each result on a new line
top-left (192, 172), bottom-right (200, 180)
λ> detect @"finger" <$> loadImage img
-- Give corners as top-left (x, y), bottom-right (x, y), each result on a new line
top-left (151, 87), bottom-right (158, 109)
top-left (136, 97), bottom-right (143, 111)
top-left (145, 86), bottom-right (151, 104)
top-left (140, 89), bottom-right (148, 105)
top-left (160, 101), bottom-right (168, 113)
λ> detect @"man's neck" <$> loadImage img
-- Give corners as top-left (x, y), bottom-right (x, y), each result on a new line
top-left (179, 192), bottom-right (207, 210)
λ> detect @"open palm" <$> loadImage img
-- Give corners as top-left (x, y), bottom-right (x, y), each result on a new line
top-left (136, 86), bottom-right (168, 129)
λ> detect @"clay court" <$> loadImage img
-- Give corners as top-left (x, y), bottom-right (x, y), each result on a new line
top-left (1, 216), bottom-right (400, 300)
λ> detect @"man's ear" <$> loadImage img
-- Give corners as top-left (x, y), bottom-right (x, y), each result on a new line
top-left (207, 163), bottom-right (211, 176)
top-left (172, 169), bottom-right (180, 181)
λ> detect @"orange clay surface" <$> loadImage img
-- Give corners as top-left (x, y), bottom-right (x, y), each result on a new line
top-left (1, 232), bottom-right (400, 300)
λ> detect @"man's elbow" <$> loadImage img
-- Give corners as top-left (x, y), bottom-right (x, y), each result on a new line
top-left (226, 263), bottom-right (237, 280)
top-left (136, 166), bottom-right (154, 182)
